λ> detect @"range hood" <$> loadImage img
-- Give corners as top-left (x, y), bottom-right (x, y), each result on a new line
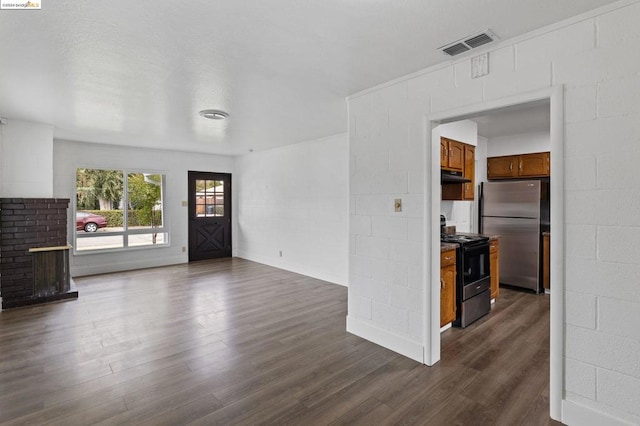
top-left (441, 169), bottom-right (471, 184)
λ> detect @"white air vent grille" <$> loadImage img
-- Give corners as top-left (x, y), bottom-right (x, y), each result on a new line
top-left (440, 30), bottom-right (498, 56)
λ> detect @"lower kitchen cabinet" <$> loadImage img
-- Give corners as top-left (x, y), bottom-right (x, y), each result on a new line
top-left (490, 238), bottom-right (499, 300)
top-left (440, 248), bottom-right (456, 327)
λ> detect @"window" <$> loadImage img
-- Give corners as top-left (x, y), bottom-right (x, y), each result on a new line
top-left (75, 168), bottom-right (168, 252)
top-left (195, 179), bottom-right (225, 217)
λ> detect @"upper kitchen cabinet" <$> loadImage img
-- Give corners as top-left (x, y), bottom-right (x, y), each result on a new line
top-left (441, 138), bottom-right (464, 171)
top-left (462, 145), bottom-right (475, 200)
top-left (442, 141), bottom-right (475, 201)
top-left (487, 152), bottom-right (550, 180)
top-left (486, 155), bottom-right (518, 179)
top-left (519, 152), bottom-right (550, 177)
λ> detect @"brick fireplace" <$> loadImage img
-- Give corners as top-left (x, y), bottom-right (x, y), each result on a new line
top-left (0, 198), bottom-right (78, 309)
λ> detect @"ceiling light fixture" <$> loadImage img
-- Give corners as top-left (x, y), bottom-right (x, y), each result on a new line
top-left (199, 109), bottom-right (229, 120)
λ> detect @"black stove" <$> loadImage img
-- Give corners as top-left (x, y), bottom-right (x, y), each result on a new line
top-left (440, 233), bottom-right (491, 328)
top-left (441, 234), bottom-right (488, 245)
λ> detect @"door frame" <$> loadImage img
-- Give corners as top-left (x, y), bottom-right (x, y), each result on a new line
top-left (422, 86), bottom-right (564, 421)
top-left (187, 171), bottom-right (232, 261)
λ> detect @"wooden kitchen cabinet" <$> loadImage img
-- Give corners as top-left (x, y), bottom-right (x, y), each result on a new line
top-left (441, 138), bottom-right (464, 171)
top-left (440, 248), bottom-right (457, 327)
top-left (487, 155), bottom-right (518, 179)
top-left (519, 152), bottom-right (550, 177)
top-left (489, 238), bottom-right (499, 300)
top-left (463, 145), bottom-right (475, 200)
top-left (487, 152), bottom-right (550, 180)
top-left (442, 140), bottom-right (475, 201)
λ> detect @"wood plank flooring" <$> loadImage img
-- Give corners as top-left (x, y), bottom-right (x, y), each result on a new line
top-left (0, 258), bottom-right (560, 425)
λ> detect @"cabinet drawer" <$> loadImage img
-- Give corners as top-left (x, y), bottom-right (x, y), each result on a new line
top-left (441, 249), bottom-right (456, 267)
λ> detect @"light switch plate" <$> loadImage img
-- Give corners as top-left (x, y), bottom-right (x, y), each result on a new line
top-left (394, 198), bottom-right (402, 212)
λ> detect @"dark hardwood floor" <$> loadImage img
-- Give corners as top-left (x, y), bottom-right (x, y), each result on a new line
top-left (0, 258), bottom-right (560, 425)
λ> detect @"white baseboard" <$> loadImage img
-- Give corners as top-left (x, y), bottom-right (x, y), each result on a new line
top-left (562, 400), bottom-right (635, 426)
top-left (71, 255), bottom-right (186, 277)
top-left (236, 250), bottom-right (347, 287)
top-left (346, 315), bottom-right (424, 363)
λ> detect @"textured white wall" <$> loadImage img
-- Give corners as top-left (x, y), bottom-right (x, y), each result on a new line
top-left (486, 131), bottom-right (550, 157)
top-left (0, 119), bottom-right (53, 198)
top-left (235, 133), bottom-right (349, 286)
top-left (53, 140), bottom-right (236, 276)
top-left (347, 2), bottom-right (640, 424)
top-left (434, 119), bottom-right (478, 146)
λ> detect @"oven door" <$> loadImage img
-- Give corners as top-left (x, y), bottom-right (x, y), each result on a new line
top-left (462, 242), bottom-right (490, 285)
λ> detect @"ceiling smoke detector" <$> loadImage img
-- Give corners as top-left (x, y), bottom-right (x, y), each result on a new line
top-left (199, 109), bottom-right (229, 120)
top-left (439, 30), bottom-right (498, 57)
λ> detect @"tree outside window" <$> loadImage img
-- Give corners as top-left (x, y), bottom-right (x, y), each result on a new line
top-left (75, 168), bottom-right (167, 252)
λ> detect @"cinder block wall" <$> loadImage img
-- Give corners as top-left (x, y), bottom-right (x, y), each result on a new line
top-left (347, 2), bottom-right (640, 424)
top-left (0, 198), bottom-right (69, 308)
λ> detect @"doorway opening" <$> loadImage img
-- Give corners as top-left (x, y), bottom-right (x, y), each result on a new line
top-left (424, 87), bottom-right (564, 421)
top-left (188, 171), bottom-right (232, 261)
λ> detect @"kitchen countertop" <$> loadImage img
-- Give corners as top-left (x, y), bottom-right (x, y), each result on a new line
top-left (440, 242), bottom-right (458, 252)
top-left (447, 232), bottom-right (500, 241)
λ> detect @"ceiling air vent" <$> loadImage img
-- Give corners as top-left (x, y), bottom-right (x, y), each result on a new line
top-left (442, 43), bottom-right (470, 56)
top-left (439, 30), bottom-right (498, 56)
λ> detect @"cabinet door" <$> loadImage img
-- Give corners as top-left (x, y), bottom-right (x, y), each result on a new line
top-left (490, 239), bottom-right (499, 299)
top-left (463, 145), bottom-right (475, 200)
top-left (519, 152), bottom-right (550, 177)
top-left (447, 140), bottom-right (464, 171)
top-left (440, 138), bottom-right (449, 168)
top-left (487, 156), bottom-right (518, 179)
top-left (440, 256), bottom-right (456, 327)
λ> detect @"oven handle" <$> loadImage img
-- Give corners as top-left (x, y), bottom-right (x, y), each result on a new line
top-left (462, 241), bottom-right (490, 252)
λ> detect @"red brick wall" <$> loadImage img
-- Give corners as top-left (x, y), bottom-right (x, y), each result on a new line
top-left (0, 198), bottom-right (69, 308)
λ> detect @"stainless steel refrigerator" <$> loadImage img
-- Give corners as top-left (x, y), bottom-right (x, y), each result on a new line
top-left (479, 180), bottom-right (549, 293)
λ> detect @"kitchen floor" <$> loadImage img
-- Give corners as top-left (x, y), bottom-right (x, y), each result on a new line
top-left (0, 259), bottom-right (559, 425)
top-left (440, 287), bottom-right (556, 425)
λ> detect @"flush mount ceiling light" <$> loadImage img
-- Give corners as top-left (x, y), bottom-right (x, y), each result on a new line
top-left (199, 109), bottom-right (229, 120)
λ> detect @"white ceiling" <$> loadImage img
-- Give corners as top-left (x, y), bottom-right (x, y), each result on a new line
top-left (0, 0), bottom-right (619, 155)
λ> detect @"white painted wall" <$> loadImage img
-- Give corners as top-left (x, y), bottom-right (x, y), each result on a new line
top-left (434, 119), bottom-right (478, 147)
top-left (486, 130), bottom-right (550, 157)
top-left (235, 133), bottom-right (349, 286)
top-left (0, 119), bottom-right (54, 197)
top-left (347, 1), bottom-right (640, 424)
top-left (53, 140), bottom-right (236, 277)
top-left (476, 136), bottom-right (489, 186)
